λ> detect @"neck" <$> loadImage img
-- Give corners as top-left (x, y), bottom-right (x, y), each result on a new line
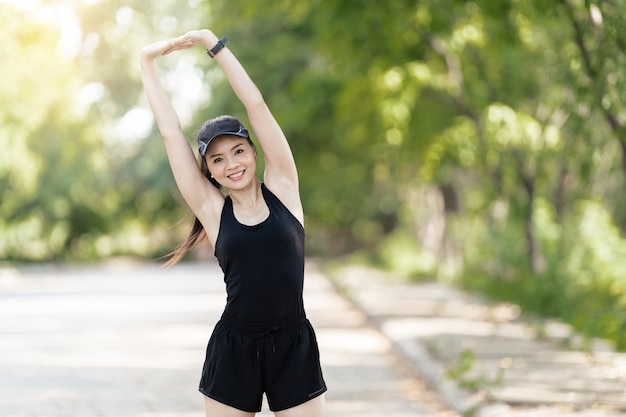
top-left (228, 180), bottom-right (262, 208)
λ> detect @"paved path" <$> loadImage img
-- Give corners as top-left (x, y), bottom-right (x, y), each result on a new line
top-left (331, 265), bottom-right (626, 417)
top-left (0, 261), bottom-right (457, 417)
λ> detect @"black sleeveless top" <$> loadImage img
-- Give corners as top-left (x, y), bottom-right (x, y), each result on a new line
top-left (214, 183), bottom-right (305, 322)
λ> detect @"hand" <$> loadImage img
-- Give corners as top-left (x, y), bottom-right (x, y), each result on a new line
top-left (177, 29), bottom-right (220, 50)
top-left (140, 38), bottom-right (182, 61)
top-left (140, 30), bottom-right (220, 62)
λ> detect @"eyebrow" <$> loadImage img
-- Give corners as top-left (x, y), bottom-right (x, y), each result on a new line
top-left (208, 143), bottom-right (244, 159)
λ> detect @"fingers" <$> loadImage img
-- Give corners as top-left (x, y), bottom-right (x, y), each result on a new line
top-left (159, 37), bottom-right (194, 55)
top-left (143, 30), bottom-right (211, 58)
top-left (141, 40), bottom-right (171, 60)
top-left (180, 29), bottom-right (204, 42)
top-left (162, 43), bottom-right (193, 56)
top-left (179, 30), bottom-right (217, 48)
top-left (177, 33), bottom-right (202, 48)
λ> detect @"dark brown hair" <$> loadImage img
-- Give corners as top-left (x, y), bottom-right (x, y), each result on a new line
top-left (162, 155), bottom-right (219, 267)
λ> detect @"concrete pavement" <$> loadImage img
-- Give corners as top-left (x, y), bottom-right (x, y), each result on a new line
top-left (0, 260), bottom-right (457, 417)
top-left (330, 264), bottom-right (626, 417)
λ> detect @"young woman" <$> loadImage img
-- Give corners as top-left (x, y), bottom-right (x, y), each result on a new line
top-left (139, 29), bottom-right (326, 417)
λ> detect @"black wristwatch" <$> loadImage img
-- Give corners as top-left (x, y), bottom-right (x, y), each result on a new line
top-left (207, 37), bottom-right (228, 58)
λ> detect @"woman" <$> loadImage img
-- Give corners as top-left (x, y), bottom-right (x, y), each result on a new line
top-left (139, 29), bottom-right (326, 417)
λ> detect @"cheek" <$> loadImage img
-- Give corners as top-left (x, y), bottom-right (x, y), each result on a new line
top-left (207, 165), bottom-right (220, 177)
top-left (238, 152), bottom-right (256, 165)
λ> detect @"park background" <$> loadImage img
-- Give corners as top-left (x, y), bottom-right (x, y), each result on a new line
top-left (2, 0), bottom-right (626, 351)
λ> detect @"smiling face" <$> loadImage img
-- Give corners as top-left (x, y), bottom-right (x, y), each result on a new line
top-left (205, 135), bottom-right (258, 190)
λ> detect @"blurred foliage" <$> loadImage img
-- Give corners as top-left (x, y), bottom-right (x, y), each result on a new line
top-left (0, 1), bottom-right (201, 260)
top-left (2, 0), bottom-right (626, 349)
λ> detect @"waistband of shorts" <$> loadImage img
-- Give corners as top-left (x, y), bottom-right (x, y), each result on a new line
top-left (218, 312), bottom-right (308, 337)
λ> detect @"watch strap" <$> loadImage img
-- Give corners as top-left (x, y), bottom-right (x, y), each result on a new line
top-left (207, 37), bottom-right (228, 58)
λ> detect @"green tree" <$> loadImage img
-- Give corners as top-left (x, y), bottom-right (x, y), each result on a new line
top-left (0, 2), bottom-right (202, 260)
top-left (0, 5), bottom-right (107, 259)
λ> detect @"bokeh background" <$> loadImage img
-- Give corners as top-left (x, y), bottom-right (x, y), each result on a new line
top-left (2, 0), bottom-right (626, 349)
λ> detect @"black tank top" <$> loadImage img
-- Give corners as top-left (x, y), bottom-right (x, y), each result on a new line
top-left (214, 183), bottom-right (305, 322)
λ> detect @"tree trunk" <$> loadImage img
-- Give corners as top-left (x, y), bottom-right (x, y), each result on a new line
top-left (521, 175), bottom-right (546, 273)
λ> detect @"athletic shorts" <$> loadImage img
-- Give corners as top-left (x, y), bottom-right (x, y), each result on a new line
top-left (198, 312), bottom-right (327, 412)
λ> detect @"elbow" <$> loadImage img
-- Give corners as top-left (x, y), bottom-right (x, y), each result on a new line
top-left (159, 125), bottom-right (184, 143)
top-left (162, 132), bottom-right (184, 145)
top-left (245, 93), bottom-right (268, 113)
top-left (243, 86), bottom-right (266, 110)
top-left (153, 115), bottom-right (183, 140)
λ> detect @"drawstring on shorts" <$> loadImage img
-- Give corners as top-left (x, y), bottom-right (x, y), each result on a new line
top-left (218, 312), bottom-right (308, 359)
top-left (255, 326), bottom-right (279, 357)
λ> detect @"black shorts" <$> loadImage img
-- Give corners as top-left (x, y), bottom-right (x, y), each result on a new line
top-left (198, 313), bottom-right (327, 412)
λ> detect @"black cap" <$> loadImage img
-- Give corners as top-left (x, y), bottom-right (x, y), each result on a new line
top-left (198, 116), bottom-right (250, 156)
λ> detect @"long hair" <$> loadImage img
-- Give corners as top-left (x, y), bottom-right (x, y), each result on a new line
top-left (162, 116), bottom-right (256, 267)
top-left (162, 155), bottom-right (220, 267)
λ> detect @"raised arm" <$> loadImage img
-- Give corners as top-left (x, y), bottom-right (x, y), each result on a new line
top-left (179, 30), bottom-right (303, 222)
top-left (139, 38), bottom-right (224, 233)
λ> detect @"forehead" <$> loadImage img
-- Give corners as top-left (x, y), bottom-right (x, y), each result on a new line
top-left (207, 135), bottom-right (249, 153)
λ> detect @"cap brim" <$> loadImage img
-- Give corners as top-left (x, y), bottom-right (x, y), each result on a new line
top-left (199, 124), bottom-right (249, 156)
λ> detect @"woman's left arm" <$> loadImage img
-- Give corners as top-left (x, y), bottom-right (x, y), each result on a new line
top-left (179, 30), bottom-right (302, 221)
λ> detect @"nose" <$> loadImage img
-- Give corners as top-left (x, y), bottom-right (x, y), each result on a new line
top-left (225, 156), bottom-right (240, 170)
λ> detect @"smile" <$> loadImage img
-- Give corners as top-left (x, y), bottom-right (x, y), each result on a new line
top-left (228, 170), bottom-right (245, 181)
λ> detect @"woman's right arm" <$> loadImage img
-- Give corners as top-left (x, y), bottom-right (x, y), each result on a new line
top-left (139, 40), bottom-right (223, 230)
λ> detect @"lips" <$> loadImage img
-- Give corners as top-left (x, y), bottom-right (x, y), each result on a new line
top-left (228, 170), bottom-right (245, 181)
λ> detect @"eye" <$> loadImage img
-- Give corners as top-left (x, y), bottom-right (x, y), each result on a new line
top-left (212, 157), bottom-right (223, 164)
top-left (235, 148), bottom-right (244, 155)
